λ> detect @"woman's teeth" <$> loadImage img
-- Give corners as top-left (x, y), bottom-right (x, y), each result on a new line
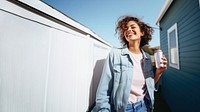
top-left (128, 34), bottom-right (136, 36)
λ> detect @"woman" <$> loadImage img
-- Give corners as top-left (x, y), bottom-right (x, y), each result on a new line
top-left (92, 16), bottom-right (167, 112)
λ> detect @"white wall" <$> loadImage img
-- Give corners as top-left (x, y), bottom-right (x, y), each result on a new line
top-left (0, 1), bottom-right (111, 112)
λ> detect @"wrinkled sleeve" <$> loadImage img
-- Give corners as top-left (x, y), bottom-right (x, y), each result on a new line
top-left (92, 50), bottom-right (114, 112)
top-left (145, 52), bottom-right (160, 92)
top-left (153, 65), bottom-right (160, 92)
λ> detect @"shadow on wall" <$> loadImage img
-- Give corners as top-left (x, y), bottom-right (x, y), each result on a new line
top-left (87, 59), bottom-right (106, 112)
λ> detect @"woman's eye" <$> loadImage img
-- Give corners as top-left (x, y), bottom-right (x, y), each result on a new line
top-left (131, 27), bottom-right (135, 29)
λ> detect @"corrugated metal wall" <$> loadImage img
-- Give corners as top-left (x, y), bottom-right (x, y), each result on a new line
top-left (0, 1), bottom-right (111, 112)
top-left (159, 0), bottom-right (200, 111)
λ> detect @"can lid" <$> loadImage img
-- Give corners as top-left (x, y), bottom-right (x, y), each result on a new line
top-left (155, 49), bottom-right (162, 52)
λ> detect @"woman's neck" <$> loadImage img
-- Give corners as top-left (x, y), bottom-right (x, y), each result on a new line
top-left (128, 41), bottom-right (141, 54)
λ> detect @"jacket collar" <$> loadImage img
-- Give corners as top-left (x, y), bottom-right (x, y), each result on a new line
top-left (121, 46), bottom-right (149, 60)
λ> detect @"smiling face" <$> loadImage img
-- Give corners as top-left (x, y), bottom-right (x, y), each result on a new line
top-left (124, 21), bottom-right (144, 43)
top-left (116, 16), bottom-right (153, 47)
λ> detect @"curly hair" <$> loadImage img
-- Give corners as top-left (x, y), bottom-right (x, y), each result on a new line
top-left (115, 16), bottom-right (154, 47)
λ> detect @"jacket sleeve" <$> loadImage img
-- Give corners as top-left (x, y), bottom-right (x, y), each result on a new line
top-left (92, 50), bottom-right (114, 112)
top-left (144, 52), bottom-right (159, 92)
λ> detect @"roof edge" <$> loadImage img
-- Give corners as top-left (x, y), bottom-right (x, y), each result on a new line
top-left (155, 0), bottom-right (173, 25)
top-left (16, 0), bottom-right (112, 47)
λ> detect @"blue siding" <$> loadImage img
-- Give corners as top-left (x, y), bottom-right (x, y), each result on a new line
top-left (159, 0), bottom-right (200, 111)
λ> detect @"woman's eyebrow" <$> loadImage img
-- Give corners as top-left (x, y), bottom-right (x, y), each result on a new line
top-left (129, 24), bottom-right (136, 27)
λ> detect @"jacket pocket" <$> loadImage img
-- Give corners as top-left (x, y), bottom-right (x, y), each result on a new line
top-left (113, 65), bottom-right (127, 83)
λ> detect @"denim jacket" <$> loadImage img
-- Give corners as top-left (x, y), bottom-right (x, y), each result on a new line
top-left (92, 47), bottom-right (156, 112)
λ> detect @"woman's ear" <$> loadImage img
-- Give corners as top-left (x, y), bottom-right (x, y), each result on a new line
top-left (124, 31), bottom-right (127, 37)
top-left (124, 31), bottom-right (128, 40)
top-left (141, 31), bottom-right (144, 36)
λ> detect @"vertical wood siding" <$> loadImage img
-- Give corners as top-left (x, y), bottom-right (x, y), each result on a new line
top-left (0, 1), bottom-right (111, 112)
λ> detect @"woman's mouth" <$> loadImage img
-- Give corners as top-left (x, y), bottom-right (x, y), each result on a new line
top-left (128, 31), bottom-right (136, 37)
top-left (128, 33), bottom-right (136, 37)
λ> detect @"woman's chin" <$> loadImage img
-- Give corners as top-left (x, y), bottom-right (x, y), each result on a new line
top-left (129, 37), bottom-right (140, 41)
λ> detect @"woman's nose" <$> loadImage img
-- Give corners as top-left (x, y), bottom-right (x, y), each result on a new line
top-left (127, 27), bottom-right (132, 31)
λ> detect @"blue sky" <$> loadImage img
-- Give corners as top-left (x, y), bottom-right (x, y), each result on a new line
top-left (42, 0), bottom-right (165, 48)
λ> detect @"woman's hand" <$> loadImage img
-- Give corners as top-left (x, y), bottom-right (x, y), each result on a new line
top-left (157, 56), bottom-right (168, 74)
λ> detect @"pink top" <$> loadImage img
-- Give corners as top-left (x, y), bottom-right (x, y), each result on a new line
top-left (128, 52), bottom-right (146, 104)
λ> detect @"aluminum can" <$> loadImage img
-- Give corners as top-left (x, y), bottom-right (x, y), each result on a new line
top-left (154, 50), bottom-right (163, 68)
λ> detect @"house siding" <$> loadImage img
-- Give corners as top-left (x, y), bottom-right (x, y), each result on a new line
top-left (159, 0), bottom-right (200, 111)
